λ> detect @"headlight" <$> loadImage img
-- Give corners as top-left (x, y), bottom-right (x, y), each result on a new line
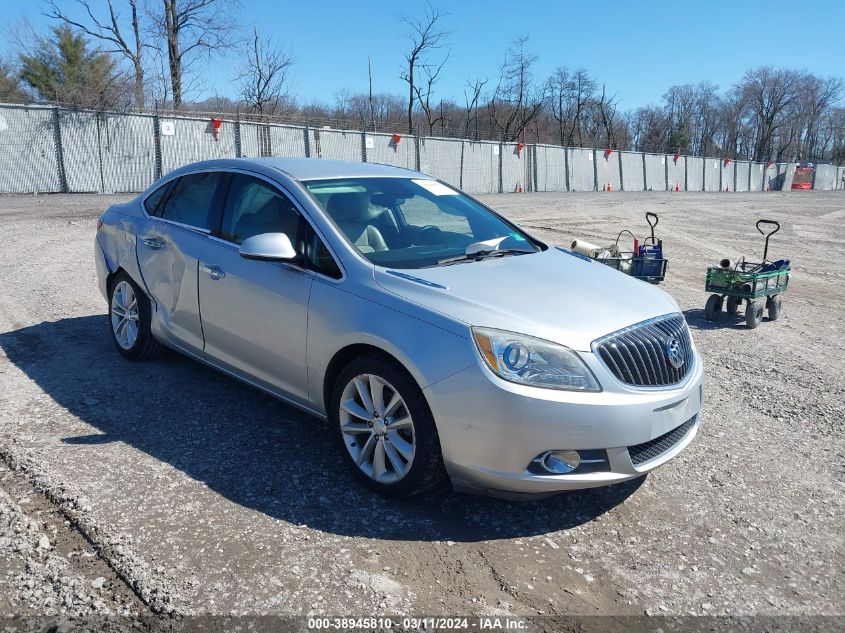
top-left (471, 327), bottom-right (601, 391)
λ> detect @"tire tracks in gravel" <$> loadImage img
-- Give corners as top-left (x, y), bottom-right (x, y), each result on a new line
top-left (0, 443), bottom-right (180, 616)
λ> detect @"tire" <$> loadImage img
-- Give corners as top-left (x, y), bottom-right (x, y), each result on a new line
top-left (767, 295), bottom-right (782, 321)
top-left (726, 296), bottom-right (741, 315)
top-left (108, 271), bottom-right (163, 360)
top-left (745, 300), bottom-right (764, 329)
top-left (330, 354), bottom-right (446, 497)
top-left (704, 294), bottom-right (723, 321)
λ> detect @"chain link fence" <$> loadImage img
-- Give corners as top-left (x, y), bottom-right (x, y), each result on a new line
top-left (0, 102), bottom-right (842, 195)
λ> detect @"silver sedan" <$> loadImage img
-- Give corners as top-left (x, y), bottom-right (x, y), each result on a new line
top-left (94, 158), bottom-right (703, 498)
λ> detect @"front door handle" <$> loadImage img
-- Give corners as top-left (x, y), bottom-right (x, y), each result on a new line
top-left (201, 264), bottom-right (225, 280)
top-left (141, 237), bottom-right (165, 250)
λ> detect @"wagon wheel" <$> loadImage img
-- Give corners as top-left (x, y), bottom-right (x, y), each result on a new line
top-left (766, 295), bottom-right (782, 321)
top-left (705, 294), bottom-right (723, 321)
top-left (726, 296), bottom-right (741, 315)
top-left (746, 300), bottom-right (764, 329)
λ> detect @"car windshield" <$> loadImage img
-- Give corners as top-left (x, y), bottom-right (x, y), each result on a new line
top-left (304, 177), bottom-right (540, 269)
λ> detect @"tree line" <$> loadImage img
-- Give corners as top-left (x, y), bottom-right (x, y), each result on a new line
top-left (0, 1), bottom-right (842, 163)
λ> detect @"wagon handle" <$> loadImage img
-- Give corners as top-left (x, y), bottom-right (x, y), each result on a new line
top-left (646, 212), bottom-right (659, 243)
top-left (756, 219), bottom-right (780, 261)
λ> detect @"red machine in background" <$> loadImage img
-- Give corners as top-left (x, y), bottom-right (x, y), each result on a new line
top-left (791, 164), bottom-right (814, 190)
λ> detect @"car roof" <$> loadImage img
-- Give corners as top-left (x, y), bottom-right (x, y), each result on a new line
top-left (165, 157), bottom-right (429, 182)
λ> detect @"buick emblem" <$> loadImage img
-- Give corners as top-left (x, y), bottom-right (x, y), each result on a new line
top-left (665, 336), bottom-right (685, 369)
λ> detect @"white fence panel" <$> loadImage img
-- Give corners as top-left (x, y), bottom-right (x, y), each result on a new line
top-left (686, 157), bottom-right (704, 191)
top-left (620, 151), bottom-right (644, 191)
top-left (534, 145), bottom-right (566, 192)
top-left (813, 164), bottom-right (837, 190)
top-left (310, 128), bottom-right (360, 161)
top-left (567, 148), bottom-right (594, 191)
top-left (644, 153), bottom-right (666, 191)
top-left (595, 150), bottom-right (621, 191)
top-left (735, 161), bottom-right (750, 192)
top-left (461, 141), bottom-right (497, 194)
top-left (0, 106), bottom-right (60, 193)
top-left (160, 117), bottom-right (237, 173)
top-left (60, 111), bottom-right (100, 192)
top-left (703, 158), bottom-right (721, 191)
top-left (418, 137), bottom-right (462, 187)
top-left (748, 163), bottom-right (765, 192)
top-left (100, 113), bottom-right (156, 192)
top-left (720, 160), bottom-right (736, 191)
top-left (666, 155), bottom-right (685, 191)
top-left (367, 132), bottom-right (415, 169)
top-left (501, 143), bottom-right (526, 192)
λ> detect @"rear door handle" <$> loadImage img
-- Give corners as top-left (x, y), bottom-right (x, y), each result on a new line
top-left (141, 237), bottom-right (165, 250)
top-left (201, 264), bottom-right (225, 280)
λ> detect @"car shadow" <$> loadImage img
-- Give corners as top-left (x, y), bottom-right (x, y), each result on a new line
top-left (0, 315), bottom-right (642, 542)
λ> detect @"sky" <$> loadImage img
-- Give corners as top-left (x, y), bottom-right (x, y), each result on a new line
top-left (2, 0), bottom-right (844, 111)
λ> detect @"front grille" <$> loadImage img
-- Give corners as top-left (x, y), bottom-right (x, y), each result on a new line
top-left (628, 416), bottom-right (697, 466)
top-left (594, 315), bottom-right (694, 387)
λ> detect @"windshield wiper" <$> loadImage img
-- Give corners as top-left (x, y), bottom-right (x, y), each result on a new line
top-left (435, 247), bottom-right (534, 266)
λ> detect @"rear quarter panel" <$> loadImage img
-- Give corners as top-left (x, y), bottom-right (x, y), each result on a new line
top-left (96, 199), bottom-right (148, 297)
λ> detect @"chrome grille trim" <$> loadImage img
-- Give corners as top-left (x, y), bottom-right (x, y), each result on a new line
top-left (592, 314), bottom-right (694, 388)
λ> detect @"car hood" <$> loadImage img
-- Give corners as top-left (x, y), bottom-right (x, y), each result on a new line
top-left (373, 248), bottom-right (680, 351)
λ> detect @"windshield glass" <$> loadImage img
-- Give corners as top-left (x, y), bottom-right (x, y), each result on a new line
top-left (304, 177), bottom-right (540, 269)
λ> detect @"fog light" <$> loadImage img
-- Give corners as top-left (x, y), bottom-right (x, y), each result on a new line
top-left (541, 450), bottom-right (580, 474)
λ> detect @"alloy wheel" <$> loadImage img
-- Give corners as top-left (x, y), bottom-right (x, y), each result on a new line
top-left (110, 280), bottom-right (140, 350)
top-left (339, 373), bottom-right (415, 484)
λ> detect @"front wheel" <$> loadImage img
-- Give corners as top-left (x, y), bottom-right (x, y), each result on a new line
top-left (330, 355), bottom-right (446, 497)
top-left (745, 300), bottom-right (764, 329)
top-left (108, 271), bottom-right (163, 360)
top-left (704, 294), bottom-right (723, 321)
top-left (767, 295), bottom-right (782, 321)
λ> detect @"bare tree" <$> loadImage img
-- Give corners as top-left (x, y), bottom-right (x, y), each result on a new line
top-left (237, 27), bottom-right (294, 116)
top-left (399, 4), bottom-right (449, 133)
top-left (738, 66), bottom-right (806, 161)
top-left (148, 0), bottom-right (239, 109)
top-left (44, 0), bottom-right (145, 107)
top-left (488, 37), bottom-right (544, 142)
top-left (412, 53), bottom-right (448, 134)
top-left (461, 77), bottom-right (487, 139)
top-left (596, 85), bottom-right (620, 148)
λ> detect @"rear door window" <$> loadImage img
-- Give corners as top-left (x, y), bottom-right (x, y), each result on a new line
top-left (156, 172), bottom-right (222, 230)
top-left (144, 181), bottom-right (172, 216)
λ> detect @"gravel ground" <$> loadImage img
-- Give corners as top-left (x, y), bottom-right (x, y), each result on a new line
top-left (0, 191), bottom-right (842, 622)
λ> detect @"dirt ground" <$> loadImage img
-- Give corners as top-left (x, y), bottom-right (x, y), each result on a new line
top-left (0, 191), bottom-right (842, 623)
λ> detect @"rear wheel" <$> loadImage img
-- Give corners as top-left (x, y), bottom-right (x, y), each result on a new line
top-left (726, 296), bottom-right (741, 315)
top-left (767, 295), bottom-right (782, 321)
top-left (108, 271), bottom-right (163, 360)
top-left (330, 355), bottom-right (445, 497)
top-left (745, 300), bottom-right (764, 329)
top-left (704, 294), bottom-right (723, 321)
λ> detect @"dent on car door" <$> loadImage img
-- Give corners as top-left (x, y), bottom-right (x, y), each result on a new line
top-left (197, 174), bottom-right (316, 402)
top-left (136, 171), bottom-right (223, 351)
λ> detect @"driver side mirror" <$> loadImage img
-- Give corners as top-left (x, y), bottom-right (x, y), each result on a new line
top-left (239, 233), bottom-right (297, 262)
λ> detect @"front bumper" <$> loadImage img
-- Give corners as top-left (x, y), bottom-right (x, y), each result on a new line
top-left (423, 349), bottom-right (704, 497)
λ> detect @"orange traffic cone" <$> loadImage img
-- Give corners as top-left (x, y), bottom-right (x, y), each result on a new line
top-left (674, 181), bottom-right (680, 192)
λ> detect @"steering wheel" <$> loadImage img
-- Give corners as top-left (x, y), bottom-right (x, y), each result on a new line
top-left (412, 225), bottom-right (442, 245)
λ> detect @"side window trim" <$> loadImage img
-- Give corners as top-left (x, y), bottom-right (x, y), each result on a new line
top-left (142, 170), bottom-right (228, 235)
top-left (142, 179), bottom-right (174, 217)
